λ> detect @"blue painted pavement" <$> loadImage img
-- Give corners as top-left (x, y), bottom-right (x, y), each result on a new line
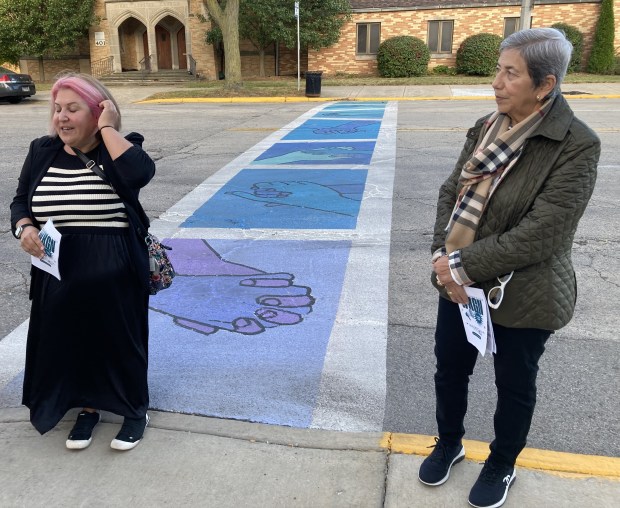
top-left (0, 101), bottom-right (398, 433)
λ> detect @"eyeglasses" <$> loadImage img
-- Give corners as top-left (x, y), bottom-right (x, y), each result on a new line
top-left (488, 271), bottom-right (514, 310)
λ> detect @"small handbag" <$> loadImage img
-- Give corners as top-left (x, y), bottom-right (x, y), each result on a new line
top-left (145, 233), bottom-right (175, 295)
top-left (72, 147), bottom-right (175, 295)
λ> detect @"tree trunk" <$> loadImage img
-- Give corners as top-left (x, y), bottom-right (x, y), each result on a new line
top-left (38, 56), bottom-right (46, 82)
top-left (259, 48), bottom-right (265, 77)
top-left (204, 0), bottom-right (242, 89)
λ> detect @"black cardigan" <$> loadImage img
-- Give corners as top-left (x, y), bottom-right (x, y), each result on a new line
top-left (10, 132), bottom-right (156, 290)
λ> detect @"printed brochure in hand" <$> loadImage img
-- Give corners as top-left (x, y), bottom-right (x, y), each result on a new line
top-left (31, 219), bottom-right (61, 281)
top-left (458, 287), bottom-right (496, 356)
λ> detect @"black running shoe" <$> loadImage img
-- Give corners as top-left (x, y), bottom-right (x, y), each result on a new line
top-left (66, 411), bottom-right (100, 450)
top-left (418, 437), bottom-right (465, 486)
top-left (468, 460), bottom-right (516, 508)
top-left (110, 414), bottom-right (150, 451)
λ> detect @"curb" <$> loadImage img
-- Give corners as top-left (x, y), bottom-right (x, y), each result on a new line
top-left (136, 94), bottom-right (620, 104)
top-left (383, 433), bottom-right (620, 479)
top-left (4, 407), bottom-right (616, 479)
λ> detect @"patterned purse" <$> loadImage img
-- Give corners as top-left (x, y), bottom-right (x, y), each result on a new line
top-left (73, 147), bottom-right (175, 295)
top-left (145, 233), bottom-right (175, 295)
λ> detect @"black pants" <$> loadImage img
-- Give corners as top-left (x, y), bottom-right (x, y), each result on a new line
top-left (434, 297), bottom-right (550, 466)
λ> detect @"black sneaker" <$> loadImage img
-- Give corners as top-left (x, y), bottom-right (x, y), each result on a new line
top-left (110, 414), bottom-right (150, 451)
top-left (468, 460), bottom-right (516, 508)
top-left (418, 437), bottom-right (466, 486)
top-left (66, 411), bottom-right (100, 450)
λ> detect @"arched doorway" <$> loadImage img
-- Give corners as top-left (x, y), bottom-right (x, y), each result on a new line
top-left (155, 15), bottom-right (186, 70)
top-left (118, 17), bottom-right (148, 71)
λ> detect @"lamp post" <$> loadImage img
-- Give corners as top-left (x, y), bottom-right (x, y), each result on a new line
top-left (520, 0), bottom-right (533, 30)
top-left (295, 1), bottom-right (300, 91)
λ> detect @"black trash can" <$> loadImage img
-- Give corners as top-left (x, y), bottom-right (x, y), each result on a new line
top-left (305, 71), bottom-right (323, 97)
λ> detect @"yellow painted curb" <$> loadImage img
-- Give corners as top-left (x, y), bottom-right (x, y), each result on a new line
top-left (136, 94), bottom-right (620, 104)
top-left (380, 433), bottom-right (620, 479)
top-left (137, 96), bottom-right (334, 104)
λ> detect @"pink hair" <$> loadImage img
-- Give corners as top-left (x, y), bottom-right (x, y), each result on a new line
top-left (51, 76), bottom-right (105, 121)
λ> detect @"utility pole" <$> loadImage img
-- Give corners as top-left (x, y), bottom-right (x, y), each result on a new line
top-left (520, 0), bottom-right (533, 30)
top-left (295, 1), bottom-right (300, 91)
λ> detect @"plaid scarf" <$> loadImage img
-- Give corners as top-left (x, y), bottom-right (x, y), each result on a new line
top-left (445, 99), bottom-right (553, 254)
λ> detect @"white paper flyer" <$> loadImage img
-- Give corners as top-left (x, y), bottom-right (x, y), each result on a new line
top-left (459, 287), bottom-right (496, 356)
top-left (31, 219), bottom-right (61, 281)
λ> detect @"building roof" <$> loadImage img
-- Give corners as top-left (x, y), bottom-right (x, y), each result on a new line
top-left (349, 0), bottom-right (599, 10)
top-left (350, 1), bottom-right (516, 8)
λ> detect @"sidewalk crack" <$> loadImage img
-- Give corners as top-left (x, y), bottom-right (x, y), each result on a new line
top-left (382, 432), bottom-right (393, 506)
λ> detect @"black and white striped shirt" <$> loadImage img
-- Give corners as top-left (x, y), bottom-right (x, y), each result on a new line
top-left (32, 150), bottom-right (128, 229)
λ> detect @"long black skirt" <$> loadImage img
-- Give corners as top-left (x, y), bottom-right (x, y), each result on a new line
top-left (23, 228), bottom-right (149, 434)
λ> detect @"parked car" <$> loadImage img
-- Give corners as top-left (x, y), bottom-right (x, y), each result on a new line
top-left (0, 66), bottom-right (36, 103)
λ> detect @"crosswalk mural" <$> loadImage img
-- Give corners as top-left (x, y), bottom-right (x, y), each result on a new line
top-left (0, 101), bottom-right (397, 432)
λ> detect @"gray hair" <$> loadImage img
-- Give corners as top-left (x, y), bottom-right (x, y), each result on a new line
top-left (500, 28), bottom-right (572, 97)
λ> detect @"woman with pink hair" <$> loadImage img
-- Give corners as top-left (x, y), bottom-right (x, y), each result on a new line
top-left (10, 72), bottom-right (155, 451)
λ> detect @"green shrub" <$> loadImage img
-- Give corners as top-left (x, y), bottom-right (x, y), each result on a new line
top-left (456, 33), bottom-right (503, 76)
top-left (587, 0), bottom-right (615, 74)
top-left (433, 65), bottom-right (457, 75)
top-left (376, 36), bottom-right (430, 78)
top-left (551, 23), bottom-right (584, 72)
top-left (615, 54), bottom-right (620, 75)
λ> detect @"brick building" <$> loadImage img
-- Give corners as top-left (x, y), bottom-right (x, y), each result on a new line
top-left (15, 0), bottom-right (619, 81)
top-left (312, 0), bottom-right (616, 76)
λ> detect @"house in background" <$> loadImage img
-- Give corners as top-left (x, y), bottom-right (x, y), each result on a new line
top-left (14, 0), bottom-right (620, 81)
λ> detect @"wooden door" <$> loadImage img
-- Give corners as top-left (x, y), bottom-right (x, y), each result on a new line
top-left (177, 28), bottom-right (187, 70)
top-left (156, 25), bottom-right (172, 69)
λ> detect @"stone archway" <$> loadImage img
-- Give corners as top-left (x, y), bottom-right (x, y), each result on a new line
top-left (154, 15), bottom-right (186, 70)
top-left (117, 17), bottom-right (148, 71)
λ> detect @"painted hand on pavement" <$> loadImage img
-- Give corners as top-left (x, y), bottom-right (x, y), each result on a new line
top-left (312, 121), bottom-right (378, 135)
top-left (228, 181), bottom-right (360, 217)
top-left (149, 239), bottom-right (315, 335)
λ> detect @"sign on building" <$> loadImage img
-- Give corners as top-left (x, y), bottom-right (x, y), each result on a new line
top-left (94, 32), bottom-right (106, 47)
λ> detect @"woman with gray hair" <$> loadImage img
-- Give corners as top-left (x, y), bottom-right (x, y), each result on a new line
top-left (418, 28), bottom-right (599, 508)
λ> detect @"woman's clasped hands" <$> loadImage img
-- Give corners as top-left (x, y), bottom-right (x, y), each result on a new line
top-left (433, 255), bottom-right (468, 305)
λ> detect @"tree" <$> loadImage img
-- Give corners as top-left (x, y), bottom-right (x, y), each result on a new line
top-left (239, 0), bottom-right (290, 78)
top-left (206, 0), bottom-right (351, 78)
top-left (587, 0), bottom-right (615, 74)
top-left (204, 0), bottom-right (242, 88)
top-left (286, 0), bottom-right (352, 52)
top-left (0, 0), bottom-right (95, 79)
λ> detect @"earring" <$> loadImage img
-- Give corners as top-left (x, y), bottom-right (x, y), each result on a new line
top-left (536, 95), bottom-right (542, 101)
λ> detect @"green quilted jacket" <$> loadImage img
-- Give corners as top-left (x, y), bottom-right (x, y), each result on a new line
top-left (432, 94), bottom-right (600, 330)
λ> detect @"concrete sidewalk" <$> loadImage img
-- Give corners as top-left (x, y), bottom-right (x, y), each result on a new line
top-left (27, 82), bottom-right (620, 105)
top-left (320, 82), bottom-right (620, 100)
top-left (0, 407), bottom-right (618, 507)
top-left (139, 82), bottom-right (620, 103)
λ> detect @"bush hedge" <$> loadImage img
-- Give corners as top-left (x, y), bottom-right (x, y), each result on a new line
top-left (587, 0), bottom-right (615, 74)
top-left (550, 23), bottom-right (584, 72)
top-left (376, 36), bottom-right (430, 78)
top-left (432, 65), bottom-right (457, 75)
top-left (456, 33), bottom-right (503, 76)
